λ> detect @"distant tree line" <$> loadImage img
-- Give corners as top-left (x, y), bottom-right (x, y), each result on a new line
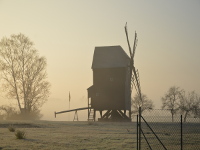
top-left (131, 86), bottom-right (200, 122)
top-left (162, 86), bottom-right (200, 122)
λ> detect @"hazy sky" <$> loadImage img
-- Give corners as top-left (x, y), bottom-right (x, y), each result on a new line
top-left (0, 1), bottom-right (200, 121)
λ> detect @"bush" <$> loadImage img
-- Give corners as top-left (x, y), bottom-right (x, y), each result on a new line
top-left (0, 105), bottom-right (20, 120)
top-left (8, 125), bottom-right (15, 132)
top-left (0, 105), bottom-right (43, 120)
top-left (20, 109), bottom-right (43, 120)
top-left (15, 130), bottom-right (26, 139)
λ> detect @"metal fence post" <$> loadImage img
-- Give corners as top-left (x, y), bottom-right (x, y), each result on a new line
top-left (181, 115), bottom-right (183, 150)
top-left (137, 115), bottom-right (138, 150)
top-left (139, 107), bottom-right (141, 150)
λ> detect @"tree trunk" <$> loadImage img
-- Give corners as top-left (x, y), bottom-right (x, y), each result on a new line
top-left (184, 111), bottom-right (188, 122)
top-left (12, 66), bottom-right (22, 112)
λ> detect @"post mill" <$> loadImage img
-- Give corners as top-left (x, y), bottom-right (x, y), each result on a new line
top-left (55, 23), bottom-right (141, 122)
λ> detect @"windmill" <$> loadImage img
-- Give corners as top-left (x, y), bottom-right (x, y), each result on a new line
top-left (55, 23), bottom-right (142, 122)
top-left (85, 23), bottom-right (142, 122)
top-left (124, 22), bottom-right (142, 103)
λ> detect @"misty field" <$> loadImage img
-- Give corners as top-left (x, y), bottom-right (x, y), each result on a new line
top-left (0, 120), bottom-right (199, 150)
top-left (0, 121), bottom-right (135, 150)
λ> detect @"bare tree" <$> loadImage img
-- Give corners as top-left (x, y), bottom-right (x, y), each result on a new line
top-left (131, 93), bottom-right (154, 114)
top-left (0, 33), bottom-right (50, 118)
top-left (193, 106), bottom-right (200, 118)
top-left (161, 86), bottom-right (183, 122)
top-left (179, 91), bottom-right (200, 122)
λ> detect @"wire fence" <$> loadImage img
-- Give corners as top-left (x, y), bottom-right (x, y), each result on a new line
top-left (134, 109), bottom-right (200, 150)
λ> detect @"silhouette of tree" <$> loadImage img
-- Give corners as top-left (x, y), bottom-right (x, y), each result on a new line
top-left (179, 91), bottom-right (200, 122)
top-left (0, 33), bottom-right (50, 119)
top-left (131, 93), bottom-right (154, 114)
top-left (161, 86), bottom-right (183, 122)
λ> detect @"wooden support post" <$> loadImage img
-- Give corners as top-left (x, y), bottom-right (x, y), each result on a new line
top-left (88, 98), bottom-right (89, 120)
top-left (94, 109), bottom-right (96, 122)
top-left (73, 110), bottom-right (78, 121)
top-left (100, 110), bottom-right (102, 118)
top-left (129, 110), bottom-right (131, 119)
top-left (102, 110), bottom-right (111, 119)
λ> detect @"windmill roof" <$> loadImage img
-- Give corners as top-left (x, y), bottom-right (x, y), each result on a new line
top-left (92, 46), bottom-right (130, 69)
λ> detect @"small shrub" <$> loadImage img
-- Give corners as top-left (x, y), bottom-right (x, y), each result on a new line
top-left (15, 130), bottom-right (26, 139)
top-left (8, 125), bottom-right (15, 132)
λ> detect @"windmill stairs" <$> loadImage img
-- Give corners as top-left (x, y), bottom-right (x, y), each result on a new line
top-left (88, 103), bottom-right (94, 121)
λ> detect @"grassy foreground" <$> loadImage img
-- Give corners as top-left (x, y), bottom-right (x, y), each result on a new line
top-left (0, 120), bottom-right (136, 150)
top-left (0, 120), bottom-right (199, 149)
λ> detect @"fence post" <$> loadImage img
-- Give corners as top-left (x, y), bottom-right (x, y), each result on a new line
top-left (137, 115), bottom-right (138, 150)
top-left (181, 115), bottom-right (183, 150)
top-left (139, 107), bottom-right (142, 150)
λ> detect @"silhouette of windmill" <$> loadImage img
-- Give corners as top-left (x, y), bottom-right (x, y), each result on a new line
top-left (86, 23), bottom-right (142, 121)
top-left (55, 23), bottom-right (142, 122)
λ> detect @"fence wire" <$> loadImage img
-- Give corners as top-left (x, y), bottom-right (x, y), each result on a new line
top-left (135, 109), bottom-right (200, 150)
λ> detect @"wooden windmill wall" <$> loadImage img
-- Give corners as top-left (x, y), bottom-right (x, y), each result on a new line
top-left (87, 46), bottom-right (131, 121)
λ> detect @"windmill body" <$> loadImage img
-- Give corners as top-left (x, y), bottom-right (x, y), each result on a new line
top-left (87, 45), bottom-right (132, 121)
